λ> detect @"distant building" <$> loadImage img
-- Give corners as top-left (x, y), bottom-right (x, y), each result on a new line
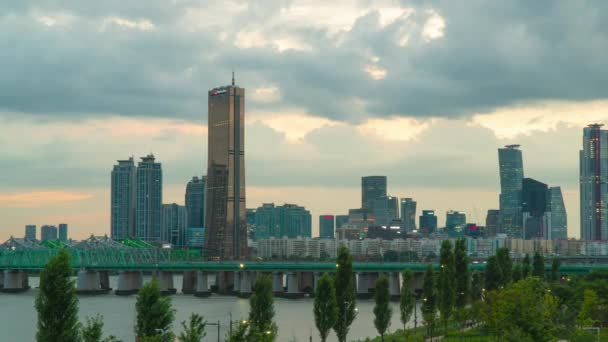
top-left (485, 209), bottom-right (500, 237)
top-left (161, 203), bottom-right (187, 247)
top-left (111, 157), bottom-right (137, 240)
top-left (58, 223), bottom-right (68, 242)
top-left (580, 124), bottom-right (608, 241)
top-left (185, 176), bottom-right (206, 229)
top-left (521, 177), bottom-right (550, 239)
top-left (361, 176), bottom-right (387, 213)
top-left (400, 198), bottom-right (417, 232)
top-left (41, 225), bottom-right (58, 241)
top-left (367, 225), bottom-right (402, 240)
top-left (186, 228), bottom-right (205, 247)
top-left (446, 211), bottom-right (466, 232)
top-left (373, 196), bottom-right (399, 226)
top-left (25, 225), bottom-right (36, 241)
top-left (347, 208), bottom-right (374, 231)
top-left (246, 208), bottom-right (256, 239)
top-left (419, 210), bottom-right (438, 235)
top-left (335, 215), bottom-right (349, 230)
top-left (498, 145), bottom-right (524, 238)
top-left (136, 154), bottom-right (163, 243)
top-left (254, 203), bottom-right (312, 239)
top-left (548, 187), bottom-right (568, 239)
top-left (319, 215), bottom-right (335, 239)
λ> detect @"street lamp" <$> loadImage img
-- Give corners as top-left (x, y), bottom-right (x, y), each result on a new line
top-left (206, 320), bottom-right (221, 342)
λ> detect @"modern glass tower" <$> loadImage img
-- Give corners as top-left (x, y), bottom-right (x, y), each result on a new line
top-left (373, 196), bottom-right (399, 226)
top-left (111, 157), bottom-right (137, 239)
top-left (204, 77), bottom-right (247, 260)
top-left (25, 225), bottom-right (36, 241)
top-left (361, 176), bottom-right (387, 212)
top-left (419, 210), bottom-right (438, 234)
top-left (548, 186), bottom-right (568, 239)
top-left (136, 154), bottom-right (162, 243)
top-left (521, 177), bottom-right (549, 239)
top-left (580, 124), bottom-right (608, 241)
top-left (319, 215), bottom-right (335, 239)
top-left (446, 211), bottom-right (466, 231)
top-left (185, 176), bottom-right (206, 229)
top-left (58, 223), bottom-right (68, 242)
top-left (498, 145), bottom-right (524, 238)
top-left (400, 198), bottom-right (417, 231)
top-left (161, 203), bottom-right (187, 246)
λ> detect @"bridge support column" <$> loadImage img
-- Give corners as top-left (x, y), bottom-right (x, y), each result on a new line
top-left (411, 272), bottom-right (425, 292)
top-left (154, 271), bottom-right (176, 295)
top-left (194, 271), bottom-right (211, 297)
top-left (217, 271), bottom-right (234, 295)
top-left (357, 272), bottom-right (369, 299)
top-left (388, 272), bottom-right (400, 301)
top-left (99, 271), bottom-right (111, 291)
top-left (182, 271), bottom-right (197, 294)
top-left (77, 269), bottom-right (108, 295)
top-left (298, 271), bottom-right (314, 296)
top-left (0, 271), bottom-right (4, 289)
top-left (272, 272), bottom-right (284, 297)
top-left (1, 270), bottom-right (29, 293)
top-left (238, 271), bottom-right (252, 298)
top-left (285, 272), bottom-right (304, 299)
top-left (115, 270), bottom-right (143, 296)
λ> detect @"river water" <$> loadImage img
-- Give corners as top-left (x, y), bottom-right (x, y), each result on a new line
top-left (0, 276), bottom-right (421, 342)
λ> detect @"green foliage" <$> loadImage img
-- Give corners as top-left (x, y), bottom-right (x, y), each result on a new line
top-left (248, 275), bottom-right (277, 341)
top-left (453, 238), bottom-right (469, 308)
top-left (551, 258), bottom-right (561, 282)
top-left (226, 322), bottom-right (248, 342)
top-left (314, 273), bottom-right (338, 342)
top-left (178, 313), bottom-right (206, 342)
top-left (383, 250), bottom-right (399, 262)
top-left (522, 253), bottom-right (531, 278)
top-left (334, 246), bottom-right (357, 342)
top-left (35, 249), bottom-right (80, 342)
top-left (135, 279), bottom-right (176, 342)
top-left (438, 240), bottom-right (455, 333)
top-left (81, 315), bottom-right (104, 342)
top-left (373, 275), bottom-right (392, 340)
top-left (512, 263), bottom-right (523, 282)
top-left (532, 252), bottom-right (545, 279)
top-left (421, 265), bottom-right (437, 337)
top-left (470, 272), bottom-right (484, 301)
top-left (577, 289), bottom-right (600, 328)
top-left (484, 256), bottom-right (502, 291)
top-left (496, 247), bottom-right (512, 285)
top-left (399, 269), bottom-right (415, 338)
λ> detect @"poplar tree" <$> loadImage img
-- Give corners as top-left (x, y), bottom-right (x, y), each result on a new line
top-left (178, 314), bottom-right (206, 342)
top-left (551, 258), bottom-right (561, 282)
top-left (248, 275), bottom-right (277, 341)
top-left (438, 240), bottom-right (455, 334)
top-left (421, 265), bottom-right (437, 338)
top-left (484, 256), bottom-right (502, 291)
top-left (496, 247), bottom-right (512, 286)
top-left (373, 275), bottom-right (392, 342)
top-left (314, 273), bottom-right (338, 342)
top-left (399, 269), bottom-right (415, 340)
top-left (522, 254), bottom-right (531, 278)
top-left (135, 279), bottom-right (175, 342)
top-left (334, 246), bottom-right (357, 342)
top-left (532, 252), bottom-right (545, 279)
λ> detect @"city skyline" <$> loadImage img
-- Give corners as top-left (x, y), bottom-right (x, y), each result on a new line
top-left (2, 2), bottom-right (608, 240)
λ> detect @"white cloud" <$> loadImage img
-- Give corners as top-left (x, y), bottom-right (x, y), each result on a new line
top-left (357, 117), bottom-right (434, 142)
top-left (101, 16), bottom-right (155, 31)
top-left (248, 111), bottom-right (340, 142)
top-left (422, 10), bottom-right (445, 41)
top-left (251, 87), bottom-right (281, 103)
top-left (364, 65), bottom-right (387, 80)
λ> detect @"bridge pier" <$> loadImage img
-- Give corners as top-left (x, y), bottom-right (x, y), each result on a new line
top-left (99, 271), bottom-right (111, 291)
top-left (298, 271), bottom-right (314, 296)
top-left (77, 269), bottom-right (109, 295)
top-left (238, 271), bottom-right (252, 298)
top-left (194, 271), bottom-right (211, 297)
top-left (182, 271), bottom-right (197, 294)
top-left (272, 272), bottom-right (284, 296)
top-left (285, 272), bottom-right (304, 299)
top-left (357, 272), bottom-right (379, 299)
top-left (1, 270), bottom-right (29, 293)
top-left (154, 271), bottom-right (176, 295)
top-left (388, 272), bottom-right (400, 301)
top-left (216, 271), bottom-right (234, 295)
top-left (115, 270), bottom-right (143, 296)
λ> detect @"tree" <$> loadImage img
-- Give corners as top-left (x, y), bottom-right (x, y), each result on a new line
top-left (484, 256), bottom-right (502, 291)
top-left (178, 314), bottom-right (206, 342)
top-left (438, 240), bottom-right (455, 334)
top-left (135, 279), bottom-right (175, 342)
top-left (373, 276), bottom-right (392, 342)
top-left (470, 272), bottom-right (484, 301)
top-left (551, 258), bottom-right (561, 282)
top-left (454, 238), bottom-right (469, 308)
top-left (577, 289), bottom-right (600, 328)
top-left (513, 263), bottom-right (523, 282)
top-left (522, 254), bottom-right (531, 278)
top-left (248, 275), bottom-right (277, 341)
top-left (496, 247), bottom-right (512, 286)
top-left (81, 315), bottom-right (103, 342)
top-left (421, 265), bottom-right (437, 338)
top-left (334, 246), bottom-right (357, 342)
top-left (533, 252), bottom-right (545, 279)
top-left (399, 270), bottom-right (415, 340)
top-left (314, 273), bottom-right (338, 342)
top-left (383, 250), bottom-right (399, 262)
top-left (36, 249), bottom-right (80, 342)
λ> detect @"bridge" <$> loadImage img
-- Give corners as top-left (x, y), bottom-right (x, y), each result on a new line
top-left (1, 236), bottom-right (607, 298)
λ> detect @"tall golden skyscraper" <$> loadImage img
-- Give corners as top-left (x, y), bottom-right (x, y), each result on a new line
top-left (204, 76), bottom-right (246, 259)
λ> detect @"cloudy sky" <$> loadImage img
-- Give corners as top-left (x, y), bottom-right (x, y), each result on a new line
top-left (1, 0), bottom-right (607, 240)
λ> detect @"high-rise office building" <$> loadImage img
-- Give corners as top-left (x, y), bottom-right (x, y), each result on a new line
top-left (319, 215), bottom-right (335, 239)
top-left (25, 225), bottom-right (36, 241)
top-left (205, 78), bottom-right (247, 259)
top-left (246, 208), bottom-right (256, 240)
top-left (136, 154), bottom-right (162, 243)
top-left (400, 198), bottom-right (417, 232)
top-left (361, 176), bottom-right (387, 212)
top-left (580, 124), bottom-right (608, 241)
top-left (548, 186), bottom-right (568, 239)
top-left (335, 215), bottom-right (349, 230)
top-left (111, 157), bottom-right (137, 239)
top-left (254, 203), bottom-right (312, 239)
top-left (185, 176), bottom-right (206, 229)
top-left (58, 223), bottom-right (68, 242)
top-left (446, 211), bottom-right (467, 231)
top-left (254, 204), bottom-right (276, 240)
top-left (41, 225), bottom-right (58, 241)
top-left (522, 178), bottom-right (550, 239)
top-left (373, 196), bottom-right (399, 226)
top-left (161, 203), bottom-right (187, 246)
top-left (186, 228), bottom-right (205, 247)
top-left (498, 145), bottom-right (524, 238)
top-left (419, 210), bottom-right (438, 234)
top-left (485, 210), bottom-right (500, 237)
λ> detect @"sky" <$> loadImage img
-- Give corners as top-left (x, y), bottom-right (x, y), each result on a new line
top-left (1, 0), bottom-right (608, 240)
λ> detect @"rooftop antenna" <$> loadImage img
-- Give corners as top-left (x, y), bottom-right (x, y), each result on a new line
top-left (232, 70), bottom-right (235, 86)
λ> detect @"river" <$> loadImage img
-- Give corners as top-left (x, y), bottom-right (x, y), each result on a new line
top-left (0, 275), bottom-right (422, 342)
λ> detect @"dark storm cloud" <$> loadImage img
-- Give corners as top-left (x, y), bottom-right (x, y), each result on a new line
top-left (0, 1), bottom-right (607, 122)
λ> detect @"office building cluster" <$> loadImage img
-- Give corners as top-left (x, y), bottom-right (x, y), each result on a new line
top-left (251, 203), bottom-right (312, 240)
top-left (23, 224), bottom-right (69, 242)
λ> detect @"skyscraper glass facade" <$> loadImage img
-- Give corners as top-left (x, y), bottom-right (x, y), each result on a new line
top-left (319, 215), bottom-right (335, 239)
top-left (400, 198), bottom-right (417, 232)
top-left (58, 223), bottom-right (68, 242)
top-left (361, 176), bottom-right (387, 212)
top-left (185, 176), bottom-right (206, 229)
top-left (498, 145), bottom-right (524, 238)
top-left (446, 211), bottom-right (466, 231)
top-left (419, 210), bottom-right (438, 234)
top-left (25, 225), bottom-right (36, 241)
top-left (253, 203), bottom-right (312, 239)
top-left (580, 124), bottom-right (608, 241)
top-left (521, 177), bottom-right (549, 239)
top-left (161, 203), bottom-right (187, 246)
top-left (111, 157), bottom-right (137, 240)
top-left (136, 154), bottom-right (162, 243)
top-left (373, 196), bottom-right (399, 226)
top-left (548, 186), bottom-right (568, 239)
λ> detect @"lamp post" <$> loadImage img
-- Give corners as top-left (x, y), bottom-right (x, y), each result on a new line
top-left (206, 320), bottom-right (221, 342)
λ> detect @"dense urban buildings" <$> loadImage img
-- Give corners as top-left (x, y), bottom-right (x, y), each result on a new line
top-left (24, 225), bottom-right (36, 241)
top-left (485, 210), bottom-right (500, 237)
top-left (361, 176), bottom-right (387, 213)
top-left (521, 178), bottom-right (550, 239)
top-left (319, 215), bottom-right (335, 239)
top-left (204, 78), bottom-right (247, 259)
top-left (445, 210), bottom-right (466, 232)
top-left (419, 210), bottom-right (438, 234)
top-left (185, 176), bottom-right (206, 229)
top-left (335, 215), bottom-right (348, 230)
top-left (253, 203), bottom-right (312, 239)
top-left (373, 196), bottom-right (399, 226)
top-left (580, 124), bottom-right (608, 241)
top-left (400, 198), bottom-right (417, 232)
top-left (58, 223), bottom-right (68, 242)
top-left (161, 203), bottom-right (187, 246)
top-left (110, 157), bottom-right (137, 240)
top-left (498, 145), bottom-right (524, 238)
top-left (548, 187), bottom-right (568, 239)
top-left (40, 225), bottom-right (58, 241)
top-left (136, 154), bottom-right (163, 243)
top-left (186, 228), bottom-right (205, 248)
